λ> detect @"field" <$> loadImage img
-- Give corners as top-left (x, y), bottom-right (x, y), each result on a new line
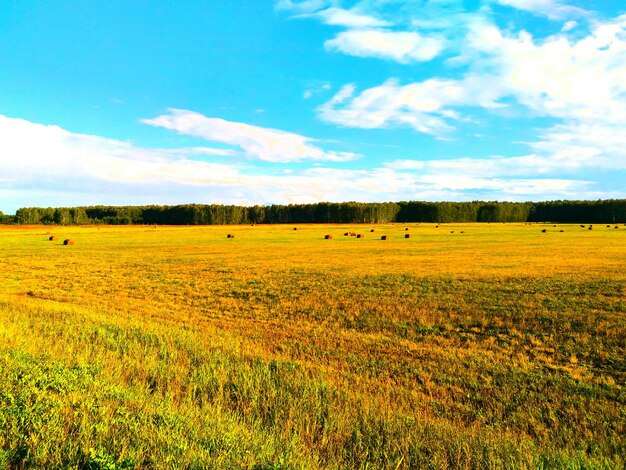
top-left (0, 223), bottom-right (625, 469)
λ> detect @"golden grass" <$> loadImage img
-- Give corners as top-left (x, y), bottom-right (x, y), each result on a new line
top-left (0, 223), bottom-right (624, 468)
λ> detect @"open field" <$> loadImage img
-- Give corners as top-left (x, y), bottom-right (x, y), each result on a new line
top-left (0, 223), bottom-right (625, 469)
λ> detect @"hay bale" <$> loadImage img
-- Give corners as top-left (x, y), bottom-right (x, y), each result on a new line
top-left (461, 231), bottom-right (465, 234)
top-left (435, 225), bottom-right (439, 228)
top-left (324, 234), bottom-right (332, 239)
top-left (560, 230), bottom-right (565, 233)
top-left (553, 225), bottom-right (557, 227)
top-left (405, 228), bottom-right (409, 231)
top-left (48, 236), bottom-right (56, 241)
top-left (615, 226), bottom-right (619, 229)
top-left (541, 229), bottom-right (547, 233)
top-left (606, 225), bottom-right (611, 228)
top-left (350, 232), bottom-right (356, 237)
top-left (293, 227), bottom-right (298, 231)
top-left (450, 231), bottom-right (455, 234)
top-left (404, 234), bottom-right (410, 238)
top-left (370, 229), bottom-right (375, 232)
top-left (580, 225), bottom-right (585, 228)
top-left (588, 226), bottom-right (593, 230)
top-left (356, 234), bottom-right (364, 238)
top-left (227, 234), bottom-right (235, 238)
top-left (63, 239), bottom-right (74, 245)
top-left (344, 232), bottom-right (349, 236)
top-left (381, 235), bottom-right (388, 240)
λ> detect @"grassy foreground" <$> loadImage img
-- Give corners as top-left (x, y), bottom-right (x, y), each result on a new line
top-left (0, 223), bottom-right (624, 469)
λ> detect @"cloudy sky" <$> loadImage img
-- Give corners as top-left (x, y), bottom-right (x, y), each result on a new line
top-left (1, 0), bottom-right (625, 213)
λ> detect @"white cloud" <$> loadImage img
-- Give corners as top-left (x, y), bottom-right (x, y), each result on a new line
top-left (314, 7), bottom-right (390, 28)
top-left (279, 1), bottom-right (458, 63)
top-left (277, 3), bottom-right (626, 196)
top-left (0, 114), bottom-right (369, 210)
top-left (416, 174), bottom-right (587, 195)
top-left (325, 29), bottom-right (445, 62)
top-left (529, 122), bottom-right (626, 170)
top-left (562, 20), bottom-right (578, 32)
top-left (318, 77), bottom-right (501, 135)
top-left (493, 0), bottom-right (588, 20)
top-left (320, 15), bottom-right (626, 141)
top-left (0, 115), bottom-right (244, 187)
top-left (3, 113), bottom-right (608, 214)
top-left (465, 18), bottom-right (626, 123)
top-left (141, 109), bottom-right (360, 163)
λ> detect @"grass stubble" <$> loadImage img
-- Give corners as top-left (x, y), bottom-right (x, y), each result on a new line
top-left (0, 223), bottom-right (624, 469)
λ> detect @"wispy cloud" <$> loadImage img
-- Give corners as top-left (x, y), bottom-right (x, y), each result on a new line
top-left (0, 115), bottom-right (243, 187)
top-left (325, 29), bottom-right (445, 63)
top-left (1, 113), bottom-right (606, 213)
top-left (318, 11), bottom-right (626, 178)
top-left (270, 1), bottom-right (626, 203)
top-left (141, 109), bottom-right (360, 163)
top-left (323, 14), bottom-right (626, 126)
top-left (492, 0), bottom-right (588, 20)
top-left (318, 77), bottom-right (500, 135)
top-left (464, 17), bottom-right (626, 122)
top-left (313, 7), bottom-right (390, 28)
top-left (279, 0), bottom-right (454, 63)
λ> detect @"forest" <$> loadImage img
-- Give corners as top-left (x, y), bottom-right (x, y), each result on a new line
top-left (7, 199), bottom-right (626, 225)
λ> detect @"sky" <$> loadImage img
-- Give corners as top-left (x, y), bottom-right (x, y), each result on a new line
top-left (1, 0), bottom-right (625, 213)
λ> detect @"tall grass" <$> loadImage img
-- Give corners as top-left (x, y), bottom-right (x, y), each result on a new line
top-left (0, 223), bottom-right (624, 468)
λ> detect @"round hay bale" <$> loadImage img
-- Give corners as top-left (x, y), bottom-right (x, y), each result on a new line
top-left (63, 239), bottom-right (74, 245)
top-left (615, 226), bottom-right (619, 229)
top-left (450, 231), bottom-right (455, 234)
top-left (435, 225), bottom-right (439, 228)
top-left (553, 225), bottom-right (557, 227)
top-left (381, 235), bottom-right (388, 240)
top-left (324, 234), bottom-right (332, 239)
top-left (227, 234), bottom-right (235, 238)
top-left (606, 225), bottom-right (611, 228)
top-left (405, 228), bottom-right (409, 231)
top-left (344, 232), bottom-right (349, 236)
top-left (541, 229), bottom-right (547, 233)
top-left (350, 232), bottom-right (356, 237)
top-left (356, 234), bottom-right (364, 238)
top-left (293, 227), bottom-right (298, 231)
top-left (560, 230), bottom-right (565, 233)
top-left (588, 226), bottom-right (593, 230)
top-left (580, 225), bottom-right (585, 228)
top-left (460, 231), bottom-right (465, 234)
top-left (404, 234), bottom-right (410, 238)
top-left (48, 236), bottom-right (56, 241)
top-left (370, 229), bottom-right (375, 232)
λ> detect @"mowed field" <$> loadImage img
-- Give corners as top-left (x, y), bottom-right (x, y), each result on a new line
top-left (0, 223), bottom-right (625, 469)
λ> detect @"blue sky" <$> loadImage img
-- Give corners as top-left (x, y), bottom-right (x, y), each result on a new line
top-left (1, 0), bottom-right (625, 213)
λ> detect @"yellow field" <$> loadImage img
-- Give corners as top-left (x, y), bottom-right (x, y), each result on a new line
top-left (0, 223), bottom-right (625, 468)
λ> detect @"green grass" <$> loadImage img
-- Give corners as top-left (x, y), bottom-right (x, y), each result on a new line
top-left (0, 223), bottom-right (624, 468)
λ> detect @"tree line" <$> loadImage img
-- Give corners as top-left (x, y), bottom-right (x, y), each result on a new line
top-left (6, 199), bottom-right (626, 225)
